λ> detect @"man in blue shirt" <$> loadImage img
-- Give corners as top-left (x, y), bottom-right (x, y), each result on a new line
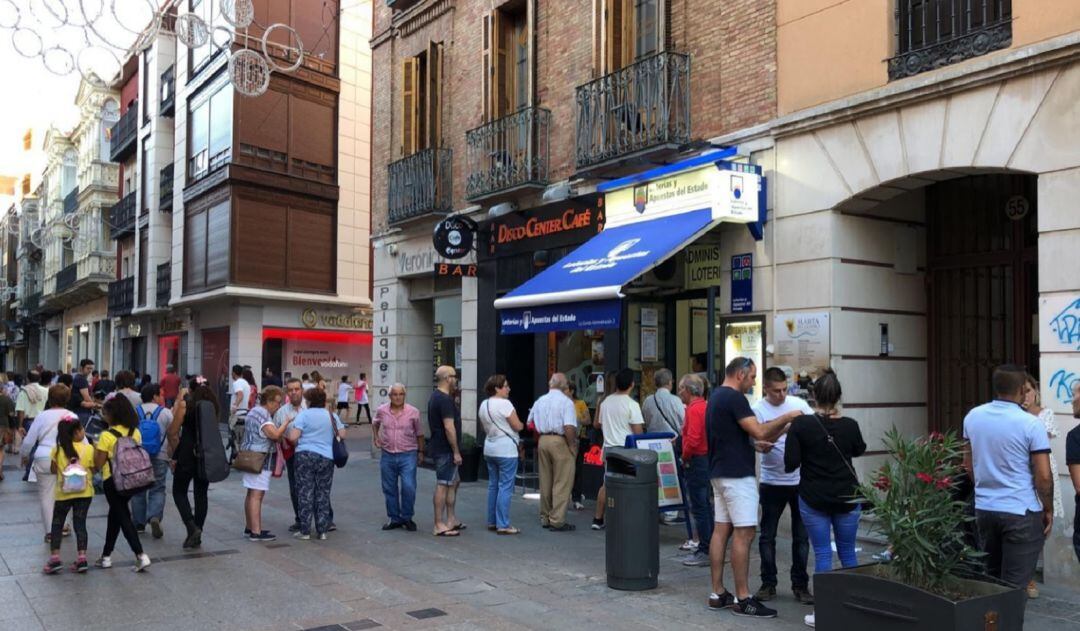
top-left (963, 364), bottom-right (1054, 588)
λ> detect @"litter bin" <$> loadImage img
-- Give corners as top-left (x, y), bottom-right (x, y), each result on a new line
top-left (604, 447), bottom-right (659, 590)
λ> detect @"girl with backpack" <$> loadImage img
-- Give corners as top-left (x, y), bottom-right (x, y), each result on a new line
top-left (44, 419), bottom-right (95, 574)
top-left (93, 396), bottom-right (152, 572)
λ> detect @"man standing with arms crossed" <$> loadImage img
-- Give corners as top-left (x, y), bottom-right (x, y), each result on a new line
top-left (429, 366), bottom-right (463, 536)
top-left (707, 357), bottom-right (800, 619)
top-left (529, 373), bottom-right (579, 532)
top-left (752, 367), bottom-right (814, 605)
top-left (964, 364), bottom-right (1053, 589)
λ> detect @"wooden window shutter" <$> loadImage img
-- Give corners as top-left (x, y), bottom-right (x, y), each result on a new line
top-left (493, 10), bottom-right (508, 119)
top-left (426, 41), bottom-right (442, 149)
top-left (482, 14), bottom-right (493, 122)
top-left (401, 57), bottom-right (419, 155)
top-left (604, 0), bottom-right (631, 73)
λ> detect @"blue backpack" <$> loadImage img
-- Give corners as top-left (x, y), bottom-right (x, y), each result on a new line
top-left (136, 405), bottom-right (165, 457)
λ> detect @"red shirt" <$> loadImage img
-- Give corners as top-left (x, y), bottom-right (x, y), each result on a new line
top-left (160, 373), bottom-right (181, 400)
top-left (681, 397), bottom-right (708, 458)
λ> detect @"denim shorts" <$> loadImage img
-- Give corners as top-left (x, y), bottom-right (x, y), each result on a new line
top-left (433, 453), bottom-right (459, 486)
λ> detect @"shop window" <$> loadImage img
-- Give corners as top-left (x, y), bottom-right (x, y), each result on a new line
top-left (555, 330), bottom-right (606, 409)
top-left (720, 318), bottom-right (764, 402)
top-left (433, 295), bottom-right (462, 376)
top-left (627, 302), bottom-right (666, 399)
top-left (482, 2), bottom-right (531, 122)
top-left (401, 41), bottom-right (443, 156)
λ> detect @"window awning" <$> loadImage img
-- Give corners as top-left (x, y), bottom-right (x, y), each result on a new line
top-left (494, 208), bottom-right (718, 334)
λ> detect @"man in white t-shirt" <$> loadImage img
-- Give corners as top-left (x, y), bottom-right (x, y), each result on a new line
top-left (592, 368), bottom-right (644, 530)
top-left (354, 373), bottom-right (371, 424)
top-left (751, 367), bottom-right (814, 605)
top-left (229, 364), bottom-right (250, 461)
top-left (337, 375), bottom-right (352, 421)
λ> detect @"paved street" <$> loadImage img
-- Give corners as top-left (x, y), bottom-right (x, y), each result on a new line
top-left (1, 428), bottom-right (1078, 631)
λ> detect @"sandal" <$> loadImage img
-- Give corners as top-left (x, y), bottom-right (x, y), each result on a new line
top-left (433, 529), bottom-right (460, 537)
top-left (450, 523), bottom-right (467, 531)
top-left (496, 527), bottom-right (521, 535)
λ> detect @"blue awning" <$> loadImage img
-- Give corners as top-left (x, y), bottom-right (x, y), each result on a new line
top-left (495, 208), bottom-right (718, 333)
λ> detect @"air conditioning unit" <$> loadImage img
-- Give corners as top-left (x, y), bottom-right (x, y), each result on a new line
top-left (626, 256), bottom-right (683, 291)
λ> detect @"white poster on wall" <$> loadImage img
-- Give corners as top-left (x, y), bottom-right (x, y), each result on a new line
top-left (1040, 294), bottom-right (1080, 352)
top-left (773, 312), bottom-right (831, 378)
top-left (1040, 356), bottom-right (1080, 415)
top-left (282, 338), bottom-right (372, 389)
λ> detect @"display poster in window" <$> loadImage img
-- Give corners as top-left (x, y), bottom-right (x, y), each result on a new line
top-left (773, 312), bottom-right (831, 378)
top-left (640, 307), bottom-right (659, 327)
top-left (636, 437), bottom-right (684, 507)
top-left (640, 326), bottom-right (658, 363)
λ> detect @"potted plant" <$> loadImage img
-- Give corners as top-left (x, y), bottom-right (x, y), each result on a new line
top-left (458, 432), bottom-right (481, 483)
top-left (814, 429), bottom-right (1026, 630)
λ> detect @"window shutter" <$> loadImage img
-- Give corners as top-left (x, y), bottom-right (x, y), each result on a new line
top-left (482, 13), bottom-right (493, 122)
top-left (401, 57), bottom-right (419, 155)
top-left (604, 0), bottom-right (628, 73)
top-left (426, 41), bottom-right (442, 149)
top-left (493, 9), bottom-right (508, 119)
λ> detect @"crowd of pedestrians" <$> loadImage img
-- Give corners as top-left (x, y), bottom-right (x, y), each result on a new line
top-left (6, 355), bottom-right (1080, 631)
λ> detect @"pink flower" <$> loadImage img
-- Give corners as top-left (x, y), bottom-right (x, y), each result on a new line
top-left (935, 476), bottom-right (952, 491)
top-left (873, 475), bottom-right (891, 491)
top-left (916, 472), bottom-right (934, 484)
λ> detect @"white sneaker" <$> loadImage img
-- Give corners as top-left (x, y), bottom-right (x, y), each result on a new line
top-left (679, 539), bottom-right (699, 551)
top-left (804, 613), bottom-right (815, 628)
top-left (134, 554), bottom-right (152, 573)
top-left (573, 501), bottom-right (585, 510)
top-left (94, 556), bottom-right (112, 569)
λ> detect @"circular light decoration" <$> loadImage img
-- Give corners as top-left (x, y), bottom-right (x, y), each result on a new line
top-left (72, 232), bottom-right (91, 256)
top-left (42, 45), bottom-right (75, 75)
top-left (0, 0), bottom-right (20, 29)
top-left (174, 12), bottom-right (210, 49)
top-left (220, 0), bottom-right (254, 29)
top-left (261, 22), bottom-right (303, 73)
top-left (63, 212), bottom-right (80, 230)
top-left (229, 48), bottom-right (270, 97)
top-left (209, 24), bottom-right (233, 54)
top-left (11, 27), bottom-right (43, 58)
top-left (76, 44), bottom-right (122, 87)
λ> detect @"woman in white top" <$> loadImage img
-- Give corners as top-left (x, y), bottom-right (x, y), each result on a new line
top-left (20, 384), bottom-right (82, 542)
top-left (478, 374), bottom-right (523, 534)
top-left (1022, 376), bottom-right (1063, 599)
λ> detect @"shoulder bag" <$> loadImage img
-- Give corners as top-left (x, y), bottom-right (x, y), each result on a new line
top-left (811, 413), bottom-right (861, 484)
top-left (483, 399), bottom-right (523, 459)
top-left (234, 409), bottom-right (269, 474)
top-left (329, 411), bottom-right (348, 468)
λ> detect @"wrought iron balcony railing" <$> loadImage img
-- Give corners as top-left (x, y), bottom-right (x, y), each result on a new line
top-left (110, 192), bottom-right (136, 239)
top-left (160, 163), bottom-right (174, 211)
top-left (387, 148), bottom-right (453, 225)
top-left (160, 65), bottom-right (176, 116)
top-left (465, 107), bottom-right (550, 201)
top-left (108, 276), bottom-right (134, 317)
top-left (55, 264), bottom-right (77, 293)
top-left (156, 262), bottom-right (170, 308)
top-left (889, 0), bottom-right (1012, 80)
top-left (108, 104), bottom-right (138, 162)
top-left (575, 51), bottom-right (691, 170)
top-left (63, 188), bottom-right (78, 215)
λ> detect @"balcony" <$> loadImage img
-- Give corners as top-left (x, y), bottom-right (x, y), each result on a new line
top-left (387, 148), bottom-right (453, 226)
top-left (189, 147), bottom-right (232, 183)
top-left (110, 192), bottom-right (136, 239)
top-left (55, 264), bottom-right (77, 293)
top-left (19, 292), bottom-right (40, 317)
top-left (156, 262), bottom-right (170, 308)
top-left (160, 65), bottom-right (175, 117)
top-left (63, 189), bottom-right (78, 215)
top-left (108, 104), bottom-right (138, 162)
top-left (575, 51), bottom-right (692, 171)
top-left (159, 163), bottom-right (174, 211)
top-left (465, 107), bottom-right (551, 202)
top-left (108, 276), bottom-right (134, 317)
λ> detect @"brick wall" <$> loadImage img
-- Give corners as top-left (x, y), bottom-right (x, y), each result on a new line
top-left (370, 0), bottom-right (777, 234)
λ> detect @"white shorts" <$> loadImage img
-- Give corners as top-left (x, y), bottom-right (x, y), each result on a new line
top-left (242, 469), bottom-right (271, 492)
top-left (712, 477), bottom-right (759, 527)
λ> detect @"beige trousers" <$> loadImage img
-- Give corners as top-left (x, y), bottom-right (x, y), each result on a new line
top-left (538, 434), bottom-right (575, 528)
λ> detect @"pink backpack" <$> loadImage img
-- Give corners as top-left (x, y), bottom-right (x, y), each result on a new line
top-left (108, 427), bottom-right (155, 495)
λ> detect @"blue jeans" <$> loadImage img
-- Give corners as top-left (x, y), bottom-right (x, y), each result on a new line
top-left (486, 456), bottom-right (518, 529)
top-left (684, 455), bottom-right (713, 553)
top-left (799, 497), bottom-right (861, 574)
top-left (380, 450), bottom-right (418, 524)
top-left (132, 459), bottom-right (170, 527)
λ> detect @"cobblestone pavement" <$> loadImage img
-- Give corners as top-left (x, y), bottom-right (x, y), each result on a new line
top-left (1, 429), bottom-right (1079, 630)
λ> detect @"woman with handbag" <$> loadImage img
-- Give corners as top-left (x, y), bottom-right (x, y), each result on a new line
top-left (478, 375), bottom-right (524, 535)
top-left (784, 369), bottom-right (866, 629)
top-left (286, 387), bottom-right (346, 540)
top-left (239, 386), bottom-right (285, 542)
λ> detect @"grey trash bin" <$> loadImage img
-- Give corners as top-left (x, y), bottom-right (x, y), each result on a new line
top-left (604, 447), bottom-right (659, 590)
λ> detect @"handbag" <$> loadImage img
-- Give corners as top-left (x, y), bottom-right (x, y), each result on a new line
top-left (329, 411), bottom-right (348, 468)
top-left (22, 438), bottom-right (39, 482)
top-left (234, 450), bottom-right (267, 474)
top-left (271, 442), bottom-right (286, 478)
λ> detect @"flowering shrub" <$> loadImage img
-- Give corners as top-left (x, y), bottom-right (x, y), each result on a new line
top-left (856, 429), bottom-right (983, 596)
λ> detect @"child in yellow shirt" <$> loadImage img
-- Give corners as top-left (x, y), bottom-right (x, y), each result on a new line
top-left (44, 419), bottom-right (95, 574)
